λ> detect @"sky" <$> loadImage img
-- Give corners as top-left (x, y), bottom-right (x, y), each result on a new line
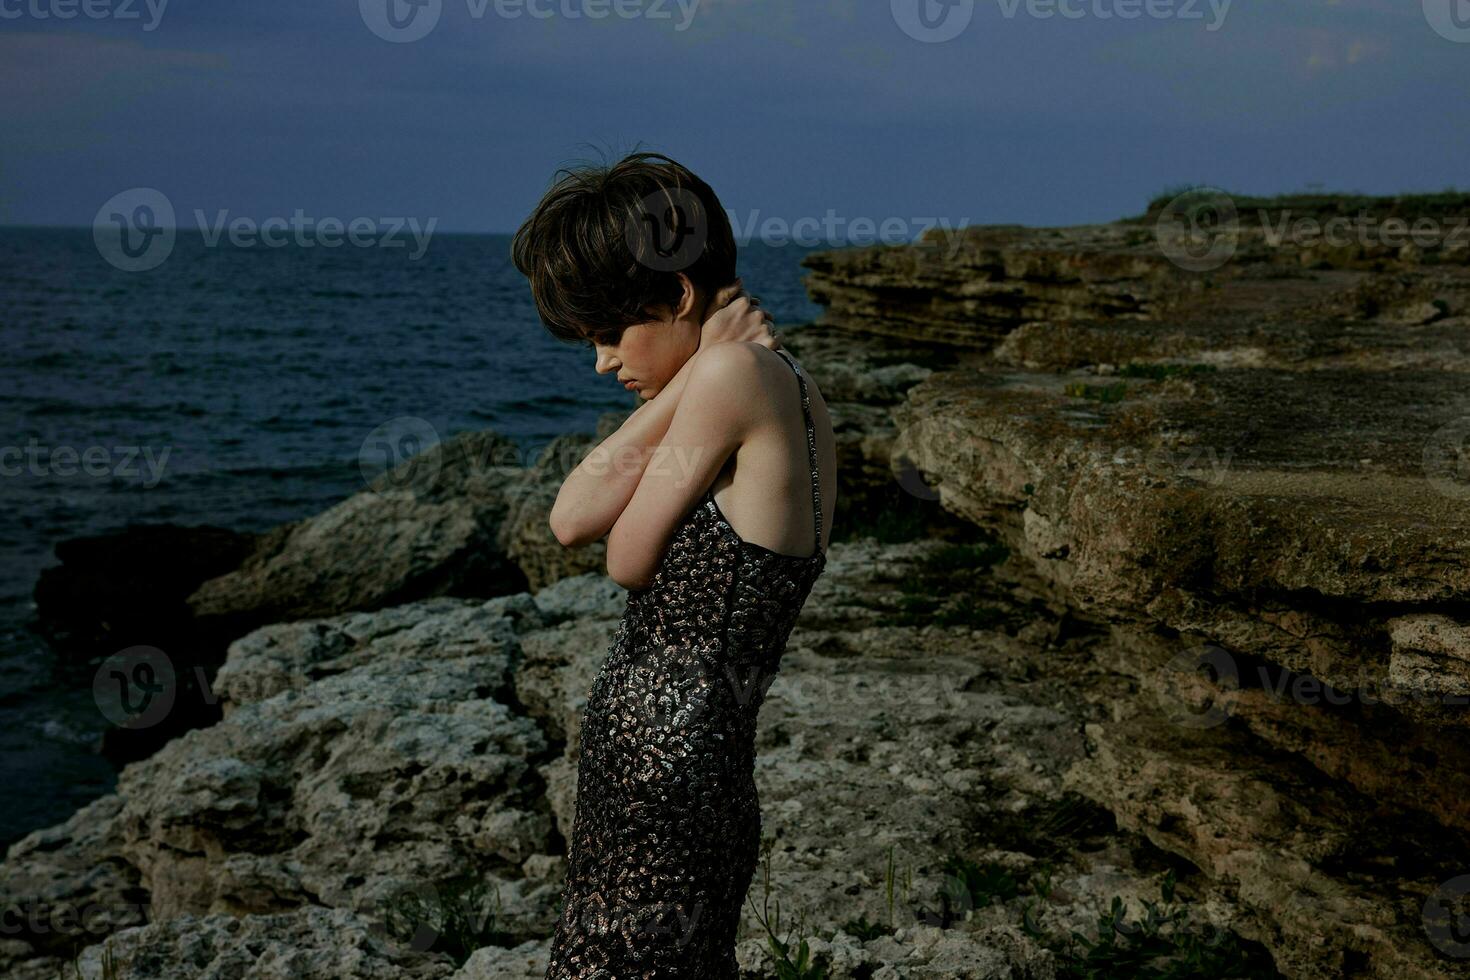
top-left (1, 0), bottom-right (1466, 233)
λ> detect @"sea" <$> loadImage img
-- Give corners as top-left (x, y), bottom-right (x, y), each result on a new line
top-left (0, 228), bottom-right (827, 847)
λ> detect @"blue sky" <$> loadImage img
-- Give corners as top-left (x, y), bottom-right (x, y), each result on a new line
top-left (1, 0), bottom-right (1465, 232)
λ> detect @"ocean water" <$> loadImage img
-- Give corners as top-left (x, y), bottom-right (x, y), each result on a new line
top-left (0, 228), bottom-right (826, 846)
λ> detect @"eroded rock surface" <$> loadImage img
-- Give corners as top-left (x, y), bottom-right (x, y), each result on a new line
top-left (6, 537), bottom-right (1270, 979)
top-left (817, 196), bottom-right (1470, 977)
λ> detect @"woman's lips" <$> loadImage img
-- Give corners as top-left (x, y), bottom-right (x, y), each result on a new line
top-left (623, 380), bottom-right (639, 391)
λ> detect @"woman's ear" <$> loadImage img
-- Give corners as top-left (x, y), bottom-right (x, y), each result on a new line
top-left (673, 272), bottom-right (703, 321)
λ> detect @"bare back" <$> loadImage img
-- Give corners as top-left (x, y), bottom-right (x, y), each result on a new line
top-left (707, 344), bottom-right (836, 558)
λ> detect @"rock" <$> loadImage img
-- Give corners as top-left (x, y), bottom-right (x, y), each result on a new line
top-left (0, 592), bottom-right (563, 979)
top-left (1062, 710), bottom-right (1458, 980)
top-left (65, 907), bottom-right (456, 979)
top-left (6, 534), bottom-right (1267, 979)
top-left (736, 924), bottom-right (1057, 979)
top-left (33, 524), bottom-right (259, 664)
top-left (803, 224), bottom-right (1179, 347)
top-left (819, 198), bottom-right (1470, 976)
top-left (187, 430), bottom-right (532, 638)
top-left (1388, 614), bottom-right (1470, 700)
top-left (0, 795), bottom-right (147, 966)
top-left (892, 365), bottom-right (1470, 720)
top-left (497, 434), bottom-right (608, 591)
top-left (453, 939), bottom-right (550, 979)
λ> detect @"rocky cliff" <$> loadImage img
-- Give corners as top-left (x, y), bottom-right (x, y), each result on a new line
top-left (7, 190), bottom-right (1470, 978)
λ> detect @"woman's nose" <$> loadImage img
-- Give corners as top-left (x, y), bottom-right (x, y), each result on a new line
top-left (594, 349), bottom-right (618, 374)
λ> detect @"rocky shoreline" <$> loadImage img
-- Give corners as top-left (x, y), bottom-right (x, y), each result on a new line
top-left (7, 192), bottom-right (1470, 978)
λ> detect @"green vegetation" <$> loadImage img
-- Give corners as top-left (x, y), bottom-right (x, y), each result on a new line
top-left (840, 914), bottom-right (889, 942)
top-left (841, 843), bottom-right (909, 940)
top-left (918, 857), bottom-right (1280, 979)
top-left (57, 941), bottom-right (123, 980)
top-left (1064, 381), bottom-right (1129, 403)
top-left (747, 827), bottom-right (1279, 979)
top-left (990, 794), bottom-right (1117, 860)
top-left (384, 878), bottom-right (514, 968)
top-left (888, 540), bottom-right (1011, 629)
top-left (1043, 873), bottom-right (1280, 979)
top-left (750, 834), bottom-right (829, 980)
top-left (846, 503), bottom-right (929, 543)
top-left (1127, 184), bottom-right (1470, 224)
top-left (916, 856), bottom-right (1024, 927)
top-left (1117, 363), bottom-right (1217, 381)
top-left (924, 540), bottom-right (1010, 573)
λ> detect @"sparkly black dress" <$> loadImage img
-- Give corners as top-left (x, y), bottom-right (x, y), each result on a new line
top-left (546, 348), bottom-right (828, 980)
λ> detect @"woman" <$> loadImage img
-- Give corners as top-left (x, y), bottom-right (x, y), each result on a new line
top-left (513, 152), bottom-right (836, 978)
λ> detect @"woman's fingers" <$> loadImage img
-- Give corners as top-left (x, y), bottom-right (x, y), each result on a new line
top-left (705, 280), bottom-right (745, 317)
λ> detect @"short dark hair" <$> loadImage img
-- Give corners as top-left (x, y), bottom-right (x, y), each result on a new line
top-left (511, 151), bottom-right (737, 346)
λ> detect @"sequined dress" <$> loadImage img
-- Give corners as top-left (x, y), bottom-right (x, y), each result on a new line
top-left (545, 348), bottom-right (828, 979)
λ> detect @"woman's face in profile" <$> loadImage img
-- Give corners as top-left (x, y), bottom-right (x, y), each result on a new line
top-left (591, 307), bottom-right (700, 401)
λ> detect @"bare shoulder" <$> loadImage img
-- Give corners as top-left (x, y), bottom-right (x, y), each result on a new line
top-left (687, 339), bottom-right (766, 378)
top-left (688, 342), bottom-right (828, 425)
top-left (684, 342), bottom-right (776, 411)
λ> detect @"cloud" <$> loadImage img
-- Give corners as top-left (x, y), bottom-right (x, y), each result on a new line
top-left (0, 32), bottom-right (226, 126)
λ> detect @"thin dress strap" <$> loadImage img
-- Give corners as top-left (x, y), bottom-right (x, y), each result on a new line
top-left (774, 348), bottom-right (823, 555)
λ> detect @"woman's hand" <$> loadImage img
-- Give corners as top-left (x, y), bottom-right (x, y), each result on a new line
top-left (700, 278), bottom-right (781, 350)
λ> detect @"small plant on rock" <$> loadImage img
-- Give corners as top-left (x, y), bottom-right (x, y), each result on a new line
top-left (384, 877), bottom-right (513, 968)
top-left (748, 834), bottom-right (829, 980)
